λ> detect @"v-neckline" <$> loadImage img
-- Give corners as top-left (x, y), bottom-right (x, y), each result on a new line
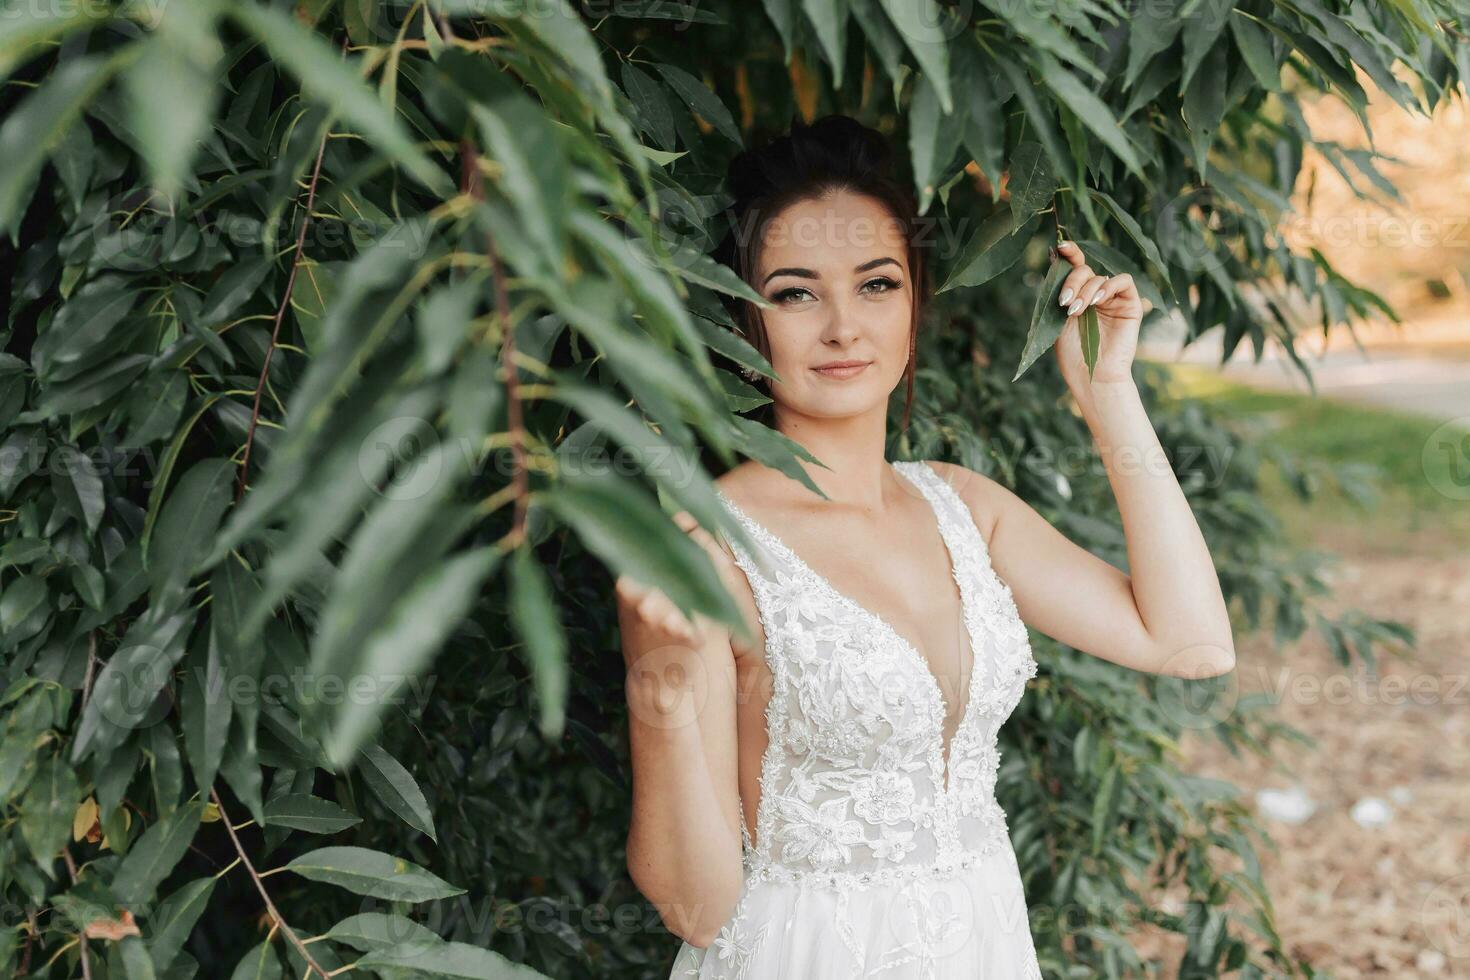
top-left (714, 459), bottom-right (981, 796)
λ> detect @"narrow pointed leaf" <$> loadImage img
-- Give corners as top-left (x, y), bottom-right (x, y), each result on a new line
top-left (1013, 258), bottom-right (1071, 382)
top-left (284, 846), bottom-right (465, 902)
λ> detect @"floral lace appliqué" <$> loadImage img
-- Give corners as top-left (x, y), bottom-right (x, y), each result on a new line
top-left (711, 460), bottom-right (1038, 894)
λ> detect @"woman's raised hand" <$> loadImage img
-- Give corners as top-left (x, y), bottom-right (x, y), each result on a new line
top-left (1052, 240), bottom-right (1150, 390)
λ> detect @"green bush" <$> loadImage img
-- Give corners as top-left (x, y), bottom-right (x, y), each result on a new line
top-left (0, 1), bottom-right (1454, 977)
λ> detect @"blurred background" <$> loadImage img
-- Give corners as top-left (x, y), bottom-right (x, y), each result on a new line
top-left (1136, 71), bottom-right (1470, 978)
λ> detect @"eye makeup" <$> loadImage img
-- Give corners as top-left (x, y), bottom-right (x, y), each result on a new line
top-left (770, 276), bottom-right (904, 304)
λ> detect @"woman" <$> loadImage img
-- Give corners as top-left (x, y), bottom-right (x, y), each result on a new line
top-left (617, 114), bottom-right (1236, 978)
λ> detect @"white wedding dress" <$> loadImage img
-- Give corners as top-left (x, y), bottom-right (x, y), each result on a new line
top-left (668, 460), bottom-right (1044, 979)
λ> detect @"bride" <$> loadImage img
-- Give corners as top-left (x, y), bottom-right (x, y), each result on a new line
top-left (616, 114), bottom-right (1235, 978)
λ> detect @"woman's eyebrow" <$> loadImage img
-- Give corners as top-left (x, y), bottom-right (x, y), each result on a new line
top-left (761, 256), bottom-right (901, 286)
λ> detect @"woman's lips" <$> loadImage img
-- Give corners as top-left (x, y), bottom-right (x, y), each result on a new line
top-left (811, 361), bottom-right (871, 379)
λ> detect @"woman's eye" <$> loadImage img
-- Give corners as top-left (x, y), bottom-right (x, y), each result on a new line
top-left (772, 278), bottom-right (900, 304)
top-left (862, 277), bottom-right (901, 295)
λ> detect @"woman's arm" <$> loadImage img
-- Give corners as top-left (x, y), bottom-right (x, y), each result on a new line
top-left (941, 242), bottom-right (1235, 678)
top-left (618, 514), bottom-right (747, 946)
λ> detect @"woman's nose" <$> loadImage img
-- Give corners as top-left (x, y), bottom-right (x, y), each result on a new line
top-left (819, 295), bottom-right (862, 343)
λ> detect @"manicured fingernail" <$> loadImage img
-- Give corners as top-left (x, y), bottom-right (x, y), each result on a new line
top-left (1059, 288), bottom-right (1074, 305)
top-left (1090, 292), bottom-right (1104, 306)
top-left (1058, 241), bottom-right (1073, 251)
top-left (1067, 299), bottom-right (1085, 315)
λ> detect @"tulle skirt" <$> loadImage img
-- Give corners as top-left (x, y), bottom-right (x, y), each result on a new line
top-left (667, 844), bottom-right (1043, 979)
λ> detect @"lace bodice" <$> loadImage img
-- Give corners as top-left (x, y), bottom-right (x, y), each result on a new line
top-left (714, 460), bottom-right (1038, 892)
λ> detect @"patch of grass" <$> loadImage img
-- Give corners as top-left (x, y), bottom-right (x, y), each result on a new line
top-left (1157, 363), bottom-right (1470, 556)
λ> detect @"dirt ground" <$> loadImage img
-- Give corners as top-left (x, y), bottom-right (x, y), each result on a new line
top-left (1136, 524), bottom-right (1470, 977)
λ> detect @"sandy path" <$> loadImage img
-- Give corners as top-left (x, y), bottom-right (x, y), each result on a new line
top-left (1172, 540), bottom-right (1470, 977)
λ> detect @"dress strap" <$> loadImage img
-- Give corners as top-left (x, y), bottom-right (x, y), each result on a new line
top-left (713, 488), bottom-right (794, 587)
top-left (895, 460), bottom-right (995, 569)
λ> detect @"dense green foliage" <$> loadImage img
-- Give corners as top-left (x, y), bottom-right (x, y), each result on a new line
top-left (0, 0), bottom-right (1461, 977)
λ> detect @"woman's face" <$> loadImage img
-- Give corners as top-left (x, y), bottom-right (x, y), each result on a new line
top-left (751, 189), bottom-right (912, 418)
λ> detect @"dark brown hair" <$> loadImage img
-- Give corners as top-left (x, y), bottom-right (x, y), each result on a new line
top-left (712, 114), bottom-right (933, 431)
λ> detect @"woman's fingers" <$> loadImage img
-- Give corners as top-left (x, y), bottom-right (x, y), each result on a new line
top-left (1059, 264), bottom-right (1094, 308)
top-left (615, 573), bottom-right (700, 643)
top-left (1064, 274), bottom-right (1110, 317)
top-left (1056, 240), bottom-right (1088, 269)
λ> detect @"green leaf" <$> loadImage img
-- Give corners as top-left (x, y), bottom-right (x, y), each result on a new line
top-left (470, 94), bottom-right (568, 276)
top-left (447, 0), bottom-right (612, 102)
top-left (1005, 142), bottom-right (1055, 221)
top-left (143, 457), bottom-right (236, 602)
top-left (145, 876), bottom-right (217, 972)
top-left (908, 72), bottom-right (961, 213)
top-left (71, 608), bottom-right (195, 765)
top-left (146, 723), bottom-right (184, 817)
top-left (1035, 52), bottom-right (1145, 181)
top-left (112, 800), bottom-right (206, 905)
top-left (1124, 2), bottom-right (1180, 89)
top-left (620, 61), bottom-right (675, 150)
top-left (343, 0), bottom-right (380, 45)
top-left (1080, 305), bottom-right (1100, 381)
top-left (877, 0), bottom-right (951, 112)
top-left (1182, 44), bottom-right (1228, 180)
top-left (0, 575), bottom-right (47, 639)
top-left (30, 353), bottom-right (151, 419)
top-left (229, 3), bottom-right (449, 195)
top-left (356, 938), bottom-right (554, 978)
top-left (760, 0), bottom-right (797, 60)
top-left (954, 41), bottom-right (1004, 197)
top-left (0, 2), bottom-right (110, 77)
top-left (1290, 0), bottom-right (1419, 109)
top-left (803, 0), bottom-right (848, 82)
top-left (49, 445), bottom-right (105, 536)
top-left (415, 278), bottom-right (479, 376)
top-left (544, 469), bottom-right (746, 636)
top-left (570, 211), bottom-right (705, 365)
top-left (1091, 762), bottom-right (1123, 855)
top-left (356, 742), bottom-right (437, 843)
top-left (118, 935), bottom-right (158, 980)
top-left (1012, 258), bottom-right (1071, 382)
top-left (18, 756), bottom-right (78, 876)
top-left (123, 371), bottom-right (189, 446)
top-left (656, 241), bottom-right (770, 307)
top-left (198, 256), bottom-right (272, 327)
top-left (1089, 190), bottom-right (1171, 287)
top-left (509, 546), bottom-right (569, 740)
top-left (262, 794), bottom-right (362, 834)
top-left (212, 560), bottom-right (266, 744)
top-left (229, 941), bottom-right (282, 980)
top-left (0, 50), bottom-right (131, 240)
top-left (219, 713), bottom-right (265, 827)
top-left (284, 846), bottom-right (466, 902)
top-left (31, 276), bottom-right (142, 383)
top-left (939, 211), bottom-right (1041, 293)
top-left (1229, 12), bottom-right (1280, 93)
top-left (180, 629), bottom-right (231, 798)
top-left (849, 0), bottom-right (906, 88)
top-left (996, 53), bottom-right (1072, 200)
top-left (125, 2), bottom-right (223, 198)
top-left (654, 63), bottom-right (742, 146)
top-left (324, 546), bottom-right (500, 767)
top-left (325, 913), bottom-right (441, 953)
